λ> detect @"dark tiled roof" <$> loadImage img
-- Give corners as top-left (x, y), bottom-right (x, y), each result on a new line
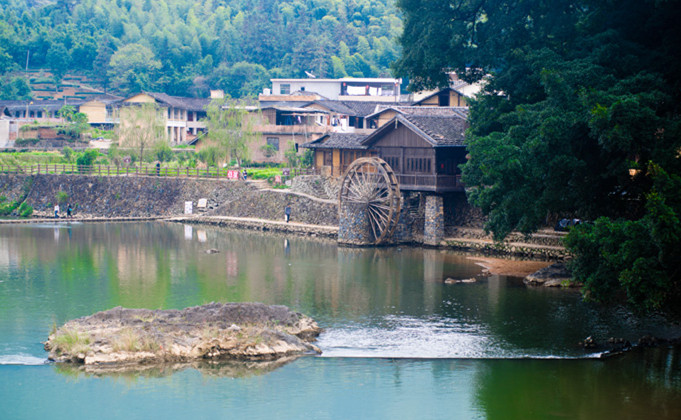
top-left (340, 101), bottom-right (410, 117)
top-left (362, 113), bottom-right (468, 148)
top-left (0, 99), bottom-right (85, 112)
top-left (367, 106), bottom-right (469, 120)
top-left (84, 94), bottom-right (124, 104)
top-left (301, 132), bottom-right (369, 150)
top-left (400, 114), bottom-right (468, 146)
top-left (311, 100), bottom-right (358, 116)
top-left (145, 92), bottom-right (211, 111)
top-left (260, 101), bottom-right (313, 109)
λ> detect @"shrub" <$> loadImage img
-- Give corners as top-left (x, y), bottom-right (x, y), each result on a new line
top-left (0, 200), bottom-right (18, 216)
top-left (17, 202), bottom-right (32, 217)
top-left (56, 191), bottom-right (68, 204)
top-left (197, 146), bottom-right (224, 167)
top-left (76, 149), bottom-right (99, 172)
top-left (61, 146), bottom-right (74, 163)
top-left (153, 141), bottom-right (174, 162)
top-left (14, 138), bottom-right (40, 147)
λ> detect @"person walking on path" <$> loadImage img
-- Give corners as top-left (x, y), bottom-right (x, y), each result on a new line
top-left (284, 204), bottom-right (291, 223)
top-left (54, 204), bottom-right (59, 218)
top-left (66, 204), bottom-right (72, 218)
top-left (242, 169), bottom-right (248, 181)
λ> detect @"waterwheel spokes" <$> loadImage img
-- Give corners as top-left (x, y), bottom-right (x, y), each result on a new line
top-left (339, 157), bottom-right (401, 244)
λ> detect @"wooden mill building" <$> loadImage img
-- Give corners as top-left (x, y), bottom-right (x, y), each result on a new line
top-left (301, 107), bottom-right (469, 193)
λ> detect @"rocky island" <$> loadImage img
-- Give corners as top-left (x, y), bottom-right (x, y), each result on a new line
top-left (45, 303), bottom-right (322, 368)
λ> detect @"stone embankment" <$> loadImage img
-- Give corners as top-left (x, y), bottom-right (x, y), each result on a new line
top-left (444, 227), bottom-right (569, 259)
top-left (0, 174), bottom-right (337, 226)
top-left (0, 173), bottom-right (568, 257)
top-left (45, 303), bottom-right (322, 368)
top-left (174, 215), bottom-right (338, 238)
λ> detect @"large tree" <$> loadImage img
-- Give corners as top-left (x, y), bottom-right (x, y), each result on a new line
top-left (204, 97), bottom-right (261, 167)
top-left (116, 103), bottom-right (166, 163)
top-left (394, 0), bottom-right (681, 312)
top-left (108, 43), bottom-right (162, 94)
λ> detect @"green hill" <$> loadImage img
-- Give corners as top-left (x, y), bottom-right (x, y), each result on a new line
top-left (0, 0), bottom-right (402, 98)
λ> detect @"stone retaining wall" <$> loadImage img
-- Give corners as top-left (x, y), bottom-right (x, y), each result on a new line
top-left (0, 174), bottom-right (336, 225)
top-left (209, 189), bottom-right (338, 226)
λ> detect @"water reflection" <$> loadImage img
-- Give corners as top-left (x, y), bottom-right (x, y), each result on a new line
top-left (0, 222), bottom-right (678, 362)
top-left (1, 222), bottom-right (681, 418)
top-left (53, 356), bottom-right (301, 379)
top-left (473, 347), bottom-right (681, 419)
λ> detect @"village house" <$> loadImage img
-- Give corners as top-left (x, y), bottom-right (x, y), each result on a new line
top-left (301, 107), bottom-right (468, 192)
top-left (0, 99), bottom-right (86, 145)
top-left (266, 77), bottom-right (405, 102)
top-left (120, 92), bottom-right (212, 144)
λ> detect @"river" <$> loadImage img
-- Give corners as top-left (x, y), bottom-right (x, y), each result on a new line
top-left (0, 222), bottom-right (679, 419)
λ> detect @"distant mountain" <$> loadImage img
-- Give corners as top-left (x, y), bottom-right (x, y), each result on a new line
top-left (0, 0), bottom-right (402, 98)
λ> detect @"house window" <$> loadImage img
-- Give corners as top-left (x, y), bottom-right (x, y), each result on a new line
top-left (323, 151), bottom-right (333, 166)
top-left (384, 156), bottom-right (400, 171)
top-left (267, 137), bottom-right (280, 151)
top-left (406, 158), bottom-right (431, 173)
top-left (280, 84), bottom-right (291, 95)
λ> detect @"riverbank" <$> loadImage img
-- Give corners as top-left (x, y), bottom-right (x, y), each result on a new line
top-left (0, 173), bottom-right (569, 260)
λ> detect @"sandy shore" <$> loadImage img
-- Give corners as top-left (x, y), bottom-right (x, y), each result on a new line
top-left (467, 256), bottom-right (554, 277)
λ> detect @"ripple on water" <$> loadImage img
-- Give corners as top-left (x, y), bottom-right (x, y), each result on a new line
top-left (317, 315), bottom-right (605, 359)
top-left (0, 354), bottom-right (48, 366)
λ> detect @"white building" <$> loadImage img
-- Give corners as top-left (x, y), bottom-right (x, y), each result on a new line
top-left (266, 78), bottom-right (404, 102)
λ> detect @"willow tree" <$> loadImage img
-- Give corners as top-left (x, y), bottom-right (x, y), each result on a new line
top-left (116, 103), bottom-right (166, 163)
top-left (204, 97), bottom-right (261, 167)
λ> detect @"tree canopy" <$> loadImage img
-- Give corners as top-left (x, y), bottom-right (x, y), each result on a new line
top-left (394, 0), bottom-right (681, 312)
top-left (0, 0), bottom-right (403, 97)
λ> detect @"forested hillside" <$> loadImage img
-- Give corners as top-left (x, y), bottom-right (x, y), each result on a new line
top-left (0, 0), bottom-right (401, 98)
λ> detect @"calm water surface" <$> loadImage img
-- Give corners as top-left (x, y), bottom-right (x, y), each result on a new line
top-left (0, 222), bottom-right (680, 419)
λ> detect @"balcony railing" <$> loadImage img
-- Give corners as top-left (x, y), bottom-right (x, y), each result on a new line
top-left (397, 174), bottom-right (464, 192)
top-left (258, 124), bottom-right (329, 135)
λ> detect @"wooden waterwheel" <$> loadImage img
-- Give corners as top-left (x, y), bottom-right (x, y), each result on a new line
top-left (338, 157), bottom-right (401, 244)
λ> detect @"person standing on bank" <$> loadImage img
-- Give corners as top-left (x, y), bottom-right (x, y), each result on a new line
top-left (54, 204), bottom-right (59, 218)
top-left (66, 203), bottom-right (72, 218)
top-left (285, 204), bottom-right (291, 223)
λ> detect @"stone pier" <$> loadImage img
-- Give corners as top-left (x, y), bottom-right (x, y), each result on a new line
top-left (423, 194), bottom-right (444, 246)
top-left (338, 201), bottom-right (373, 245)
top-left (391, 195), bottom-right (413, 243)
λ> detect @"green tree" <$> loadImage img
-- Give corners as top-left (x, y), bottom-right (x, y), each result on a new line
top-left (284, 140), bottom-right (299, 168)
top-left (108, 43), bottom-right (162, 94)
top-left (0, 76), bottom-right (31, 100)
top-left (57, 105), bottom-right (89, 138)
top-left (204, 97), bottom-right (260, 167)
top-left (46, 42), bottom-right (70, 82)
top-left (209, 62), bottom-right (270, 98)
top-left (153, 140), bottom-right (174, 162)
top-left (116, 103), bottom-right (166, 163)
top-left (0, 46), bottom-right (16, 74)
top-left (395, 0), bottom-right (681, 312)
top-left (565, 165), bottom-right (681, 314)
